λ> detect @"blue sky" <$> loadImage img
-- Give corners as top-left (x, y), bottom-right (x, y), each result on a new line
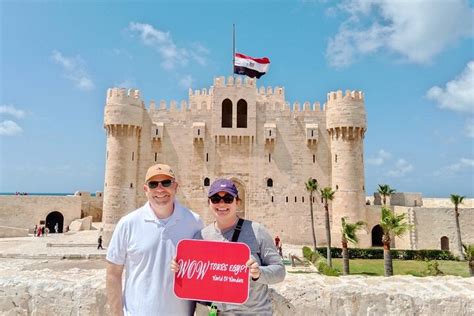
top-left (0, 0), bottom-right (473, 197)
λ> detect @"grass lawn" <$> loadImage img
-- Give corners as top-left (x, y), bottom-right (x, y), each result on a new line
top-left (331, 258), bottom-right (470, 277)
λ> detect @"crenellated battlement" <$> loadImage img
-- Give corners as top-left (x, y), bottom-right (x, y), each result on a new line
top-left (327, 89), bottom-right (364, 103)
top-left (149, 99), bottom-right (212, 113)
top-left (325, 89), bottom-right (367, 132)
top-left (212, 76), bottom-right (257, 88)
top-left (106, 88), bottom-right (143, 107)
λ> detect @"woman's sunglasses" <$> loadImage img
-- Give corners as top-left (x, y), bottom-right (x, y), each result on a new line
top-left (209, 194), bottom-right (235, 204)
top-left (147, 179), bottom-right (174, 189)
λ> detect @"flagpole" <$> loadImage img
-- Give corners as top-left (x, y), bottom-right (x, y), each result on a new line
top-left (233, 23), bottom-right (235, 79)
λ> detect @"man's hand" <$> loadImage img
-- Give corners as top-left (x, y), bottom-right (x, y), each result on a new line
top-left (106, 262), bottom-right (124, 316)
top-left (171, 257), bottom-right (180, 273)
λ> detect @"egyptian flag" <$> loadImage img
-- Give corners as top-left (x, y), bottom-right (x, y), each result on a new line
top-left (234, 53), bottom-right (270, 79)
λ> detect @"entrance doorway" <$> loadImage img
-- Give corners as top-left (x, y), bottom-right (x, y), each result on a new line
top-left (46, 211), bottom-right (64, 233)
top-left (371, 225), bottom-right (384, 247)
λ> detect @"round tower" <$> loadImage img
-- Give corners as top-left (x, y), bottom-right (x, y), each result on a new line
top-left (325, 90), bottom-right (367, 245)
top-left (102, 88), bottom-right (145, 245)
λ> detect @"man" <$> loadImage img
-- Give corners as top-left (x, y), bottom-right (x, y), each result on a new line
top-left (106, 163), bottom-right (204, 315)
top-left (97, 235), bottom-right (103, 250)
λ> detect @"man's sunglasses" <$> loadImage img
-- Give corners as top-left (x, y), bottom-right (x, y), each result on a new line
top-left (147, 179), bottom-right (174, 189)
top-left (209, 194), bottom-right (235, 204)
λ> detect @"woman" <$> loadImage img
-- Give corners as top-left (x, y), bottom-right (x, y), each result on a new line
top-left (172, 178), bottom-right (285, 315)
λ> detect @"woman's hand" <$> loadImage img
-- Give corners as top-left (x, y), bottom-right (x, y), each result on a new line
top-left (246, 258), bottom-right (261, 280)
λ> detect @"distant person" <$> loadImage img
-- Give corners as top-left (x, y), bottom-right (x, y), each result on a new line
top-left (33, 225), bottom-right (37, 236)
top-left (106, 163), bottom-right (204, 315)
top-left (172, 179), bottom-right (285, 315)
top-left (45, 227), bottom-right (50, 236)
top-left (97, 235), bottom-right (103, 250)
top-left (54, 223), bottom-right (59, 234)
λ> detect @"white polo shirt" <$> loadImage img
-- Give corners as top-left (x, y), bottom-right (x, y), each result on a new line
top-left (106, 201), bottom-right (204, 316)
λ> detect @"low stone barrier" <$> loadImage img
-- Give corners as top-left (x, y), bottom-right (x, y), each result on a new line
top-left (0, 260), bottom-right (473, 315)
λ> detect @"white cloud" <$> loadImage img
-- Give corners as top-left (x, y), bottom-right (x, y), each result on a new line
top-left (435, 157), bottom-right (474, 175)
top-left (51, 50), bottom-right (95, 91)
top-left (327, 0), bottom-right (474, 68)
top-left (0, 105), bottom-right (26, 118)
top-left (426, 61), bottom-right (474, 113)
top-left (128, 23), bottom-right (209, 70)
top-left (179, 74), bottom-right (194, 89)
top-left (387, 158), bottom-right (414, 177)
top-left (0, 120), bottom-right (23, 136)
top-left (447, 158), bottom-right (474, 172)
top-left (367, 149), bottom-right (392, 165)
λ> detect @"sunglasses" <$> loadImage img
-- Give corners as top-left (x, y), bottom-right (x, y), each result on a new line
top-left (147, 179), bottom-right (174, 189)
top-left (209, 194), bottom-right (235, 204)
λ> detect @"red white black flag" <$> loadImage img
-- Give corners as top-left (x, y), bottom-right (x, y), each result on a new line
top-left (234, 53), bottom-right (270, 79)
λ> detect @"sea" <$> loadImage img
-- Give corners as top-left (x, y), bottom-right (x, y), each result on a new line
top-left (0, 193), bottom-right (98, 196)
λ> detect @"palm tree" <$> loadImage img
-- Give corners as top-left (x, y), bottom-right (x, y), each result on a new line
top-left (305, 178), bottom-right (318, 253)
top-left (380, 206), bottom-right (411, 276)
top-left (321, 187), bottom-right (336, 267)
top-left (450, 194), bottom-right (465, 261)
top-left (462, 244), bottom-right (474, 276)
top-left (341, 217), bottom-right (366, 275)
top-left (377, 184), bottom-right (396, 205)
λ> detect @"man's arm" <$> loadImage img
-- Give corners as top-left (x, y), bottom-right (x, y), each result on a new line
top-left (106, 262), bottom-right (124, 316)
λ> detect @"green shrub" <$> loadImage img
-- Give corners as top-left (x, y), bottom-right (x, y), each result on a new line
top-left (423, 260), bottom-right (444, 276)
top-left (313, 247), bottom-right (455, 261)
top-left (302, 246), bottom-right (320, 264)
top-left (302, 246), bottom-right (313, 261)
top-left (317, 261), bottom-right (340, 276)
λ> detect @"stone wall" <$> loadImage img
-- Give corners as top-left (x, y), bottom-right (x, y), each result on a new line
top-left (390, 192), bottom-right (423, 207)
top-left (0, 226), bottom-right (28, 238)
top-left (412, 207), bottom-right (474, 255)
top-left (75, 191), bottom-right (103, 222)
top-left (0, 196), bottom-right (81, 233)
top-left (1, 260), bottom-right (473, 316)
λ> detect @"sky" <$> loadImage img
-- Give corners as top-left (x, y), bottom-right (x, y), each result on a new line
top-left (0, 0), bottom-right (473, 197)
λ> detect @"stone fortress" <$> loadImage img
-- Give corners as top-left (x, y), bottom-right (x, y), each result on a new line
top-left (0, 75), bottom-right (472, 254)
top-left (101, 75), bottom-right (473, 253)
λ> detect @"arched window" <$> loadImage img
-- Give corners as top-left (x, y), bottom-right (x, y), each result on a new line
top-left (222, 99), bottom-right (232, 128)
top-left (371, 225), bottom-right (384, 247)
top-left (440, 236), bottom-right (449, 250)
top-left (204, 177), bottom-right (210, 186)
top-left (267, 178), bottom-right (273, 187)
top-left (237, 99), bottom-right (247, 128)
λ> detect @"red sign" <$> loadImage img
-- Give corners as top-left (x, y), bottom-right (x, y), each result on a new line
top-left (173, 239), bottom-right (250, 304)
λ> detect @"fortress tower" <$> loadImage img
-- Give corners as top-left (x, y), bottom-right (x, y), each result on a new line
top-left (102, 88), bottom-right (148, 245)
top-left (326, 90), bottom-right (367, 244)
top-left (101, 77), bottom-right (368, 247)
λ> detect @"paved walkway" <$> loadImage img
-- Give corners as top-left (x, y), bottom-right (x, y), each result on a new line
top-left (0, 229), bottom-right (106, 259)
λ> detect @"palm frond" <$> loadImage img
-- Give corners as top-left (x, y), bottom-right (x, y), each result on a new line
top-left (305, 177), bottom-right (318, 192)
top-left (380, 206), bottom-right (411, 237)
top-left (450, 194), bottom-right (465, 206)
top-left (341, 217), bottom-right (366, 245)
